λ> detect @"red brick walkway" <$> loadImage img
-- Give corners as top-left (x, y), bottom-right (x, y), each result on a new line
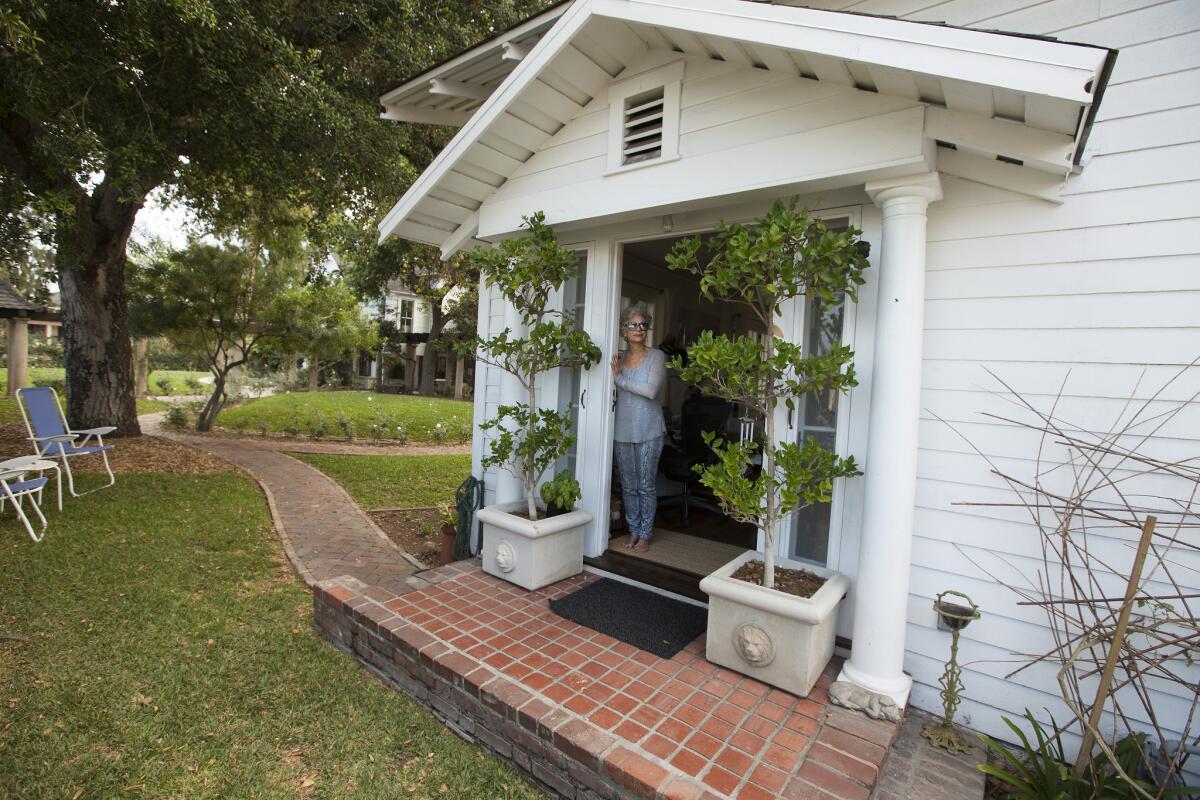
top-left (318, 563), bottom-right (902, 800)
top-left (145, 415), bottom-right (984, 800)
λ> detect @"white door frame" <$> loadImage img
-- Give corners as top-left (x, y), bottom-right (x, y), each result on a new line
top-left (559, 191), bottom-right (872, 570)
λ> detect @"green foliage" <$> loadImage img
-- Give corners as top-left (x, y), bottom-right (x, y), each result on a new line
top-left (270, 278), bottom-right (378, 371)
top-left (977, 711), bottom-right (1190, 799)
top-left (464, 213), bottom-right (601, 520)
top-left (666, 200), bottom-right (869, 311)
top-left (308, 413), bottom-right (329, 440)
top-left (155, 377), bottom-right (172, 395)
top-left (293, 453), bottom-right (473, 509)
top-left (129, 241), bottom-right (301, 429)
top-left (218, 391), bottom-right (470, 444)
top-left (1, 0), bottom-right (543, 423)
top-left (436, 501), bottom-right (457, 528)
top-left (541, 471), bottom-right (582, 514)
top-left (666, 200), bottom-right (868, 586)
top-left (478, 403), bottom-right (574, 488)
top-left (165, 404), bottom-right (188, 428)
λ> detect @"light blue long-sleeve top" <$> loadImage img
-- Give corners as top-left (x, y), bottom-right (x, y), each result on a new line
top-left (614, 348), bottom-right (667, 443)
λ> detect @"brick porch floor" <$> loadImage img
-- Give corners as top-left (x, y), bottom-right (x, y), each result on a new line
top-left (316, 561), bottom-right (902, 800)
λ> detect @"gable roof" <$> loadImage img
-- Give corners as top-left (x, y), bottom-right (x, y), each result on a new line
top-left (379, 2), bottom-right (571, 127)
top-left (379, 0), bottom-right (1115, 256)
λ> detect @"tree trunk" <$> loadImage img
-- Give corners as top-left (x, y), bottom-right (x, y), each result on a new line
top-left (762, 333), bottom-right (777, 590)
top-left (376, 297), bottom-right (387, 392)
top-left (404, 344), bottom-right (417, 393)
top-left (133, 337), bottom-right (150, 397)
top-left (307, 361), bottom-right (319, 391)
top-left (55, 188), bottom-right (142, 436)
top-left (419, 303), bottom-right (445, 397)
top-left (195, 371), bottom-right (228, 432)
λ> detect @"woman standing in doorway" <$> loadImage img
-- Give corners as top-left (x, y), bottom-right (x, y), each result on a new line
top-left (612, 303), bottom-right (668, 552)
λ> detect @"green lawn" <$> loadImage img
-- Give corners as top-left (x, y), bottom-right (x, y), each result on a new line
top-left (0, 396), bottom-right (172, 425)
top-left (219, 391), bottom-right (473, 444)
top-left (0, 368), bottom-right (208, 396)
top-left (293, 453), bottom-right (473, 509)
top-left (0, 472), bottom-right (538, 799)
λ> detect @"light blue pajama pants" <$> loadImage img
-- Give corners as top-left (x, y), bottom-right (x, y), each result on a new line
top-left (614, 435), bottom-right (664, 541)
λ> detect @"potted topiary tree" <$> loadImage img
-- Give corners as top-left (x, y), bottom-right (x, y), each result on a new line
top-left (464, 212), bottom-right (601, 590)
top-left (666, 199), bottom-right (868, 696)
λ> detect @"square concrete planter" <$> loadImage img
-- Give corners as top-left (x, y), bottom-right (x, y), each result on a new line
top-left (699, 550), bottom-right (849, 697)
top-left (478, 502), bottom-right (591, 591)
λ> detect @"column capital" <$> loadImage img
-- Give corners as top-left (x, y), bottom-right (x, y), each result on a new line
top-left (865, 171), bottom-right (943, 210)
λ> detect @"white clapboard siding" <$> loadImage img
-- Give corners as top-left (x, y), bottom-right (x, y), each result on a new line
top-left (839, 0), bottom-right (1200, 757)
top-left (471, 282), bottom-right (510, 509)
top-left (482, 52), bottom-right (924, 234)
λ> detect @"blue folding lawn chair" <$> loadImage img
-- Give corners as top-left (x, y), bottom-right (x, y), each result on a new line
top-left (0, 456), bottom-right (53, 542)
top-left (17, 386), bottom-right (116, 497)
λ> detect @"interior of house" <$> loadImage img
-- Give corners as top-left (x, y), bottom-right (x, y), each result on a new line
top-left (585, 234), bottom-right (763, 599)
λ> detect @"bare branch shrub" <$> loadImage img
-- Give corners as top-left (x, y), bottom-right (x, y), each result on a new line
top-left (940, 363), bottom-right (1199, 792)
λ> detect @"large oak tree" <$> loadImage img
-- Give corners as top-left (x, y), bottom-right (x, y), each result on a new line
top-left (0, 0), bottom-right (542, 433)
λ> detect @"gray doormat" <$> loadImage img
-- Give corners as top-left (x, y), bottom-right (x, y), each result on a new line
top-left (549, 578), bottom-right (707, 660)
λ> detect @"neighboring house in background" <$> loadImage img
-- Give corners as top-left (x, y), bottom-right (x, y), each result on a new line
top-left (353, 279), bottom-right (472, 398)
top-left (0, 280), bottom-right (61, 396)
top-left (25, 291), bottom-right (61, 340)
top-left (376, 0), bottom-right (1199, 780)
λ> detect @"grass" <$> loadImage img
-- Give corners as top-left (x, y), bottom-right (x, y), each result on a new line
top-left (219, 391), bottom-right (473, 444)
top-left (0, 472), bottom-right (540, 799)
top-left (0, 396), bottom-right (173, 425)
top-left (0, 367), bottom-right (208, 396)
top-left (293, 453), bottom-right (473, 509)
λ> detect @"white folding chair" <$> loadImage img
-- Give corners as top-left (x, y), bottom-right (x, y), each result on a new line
top-left (0, 457), bottom-right (53, 542)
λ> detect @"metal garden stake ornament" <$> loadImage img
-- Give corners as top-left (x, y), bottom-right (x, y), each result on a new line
top-left (922, 590), bottom-right (981, 754)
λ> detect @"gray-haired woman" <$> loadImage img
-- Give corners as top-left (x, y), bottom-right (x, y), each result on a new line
top-left (611, 303), bottom-right (667, 552)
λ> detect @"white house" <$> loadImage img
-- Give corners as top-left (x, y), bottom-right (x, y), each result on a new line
top-left (376, 0), bottom-right (1200, 771)
top-left (354, 279), bottom-right (471, 398)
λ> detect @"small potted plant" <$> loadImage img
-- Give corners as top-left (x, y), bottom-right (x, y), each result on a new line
top-left (667, 199), bottom-right (868, 696)
top-left (540, 471), bottom-right (582, 517)
top-left (463, 213), bottom-right (601, 590)
top-left (436, 502), bottom-right (457, 566)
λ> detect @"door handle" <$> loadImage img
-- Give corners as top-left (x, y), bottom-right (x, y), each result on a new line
top-left (580, 389), bottom-right (587, 409)
top-left (611, 389), bottom-right (617, 412)
top-left (787, 408), bottom-right (794, 430)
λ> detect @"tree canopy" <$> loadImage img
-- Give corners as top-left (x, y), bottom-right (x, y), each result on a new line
top-left (0, 0), bottom-right (549, 431)
top-left (341, 236), bottom-right (480, 394)
top-left (130, 241), bottom-right (302, 429)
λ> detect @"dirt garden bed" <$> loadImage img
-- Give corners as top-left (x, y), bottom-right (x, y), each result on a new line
top-left (368, 508), bottom-right (443, 568)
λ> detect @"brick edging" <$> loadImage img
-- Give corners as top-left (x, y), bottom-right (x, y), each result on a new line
top-left (314, 573), bottom-right (715, 800)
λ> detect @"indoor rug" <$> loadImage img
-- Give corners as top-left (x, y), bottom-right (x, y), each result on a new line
top-left (609, 528), bottom-right (747, 576)
top-left (548, 578), bottom-right (708, 659)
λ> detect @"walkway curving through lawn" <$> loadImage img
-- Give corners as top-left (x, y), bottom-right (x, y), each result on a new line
top-left (144, 413), bottom-right (425, 596)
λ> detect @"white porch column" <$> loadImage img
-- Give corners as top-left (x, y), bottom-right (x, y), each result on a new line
top-left (839, 172), bottom-right (942, 707)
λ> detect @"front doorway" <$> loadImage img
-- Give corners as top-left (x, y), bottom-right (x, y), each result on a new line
top-left (583, 221), bottom-right (854, 599)
top-left (585, 233), bottom-right (759, 599)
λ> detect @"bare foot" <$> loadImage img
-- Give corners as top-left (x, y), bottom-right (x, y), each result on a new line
top-left (633, 539), bottom-right (650, 553)
top-left (621, 536), bottom-right (636, 549)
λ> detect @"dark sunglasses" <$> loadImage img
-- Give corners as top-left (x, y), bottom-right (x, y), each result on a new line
top-left (622, 322), bottom-right (650, 331)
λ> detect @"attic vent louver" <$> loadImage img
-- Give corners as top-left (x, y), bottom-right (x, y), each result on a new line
top-left (606, 60), bottom-right (683, 174)
top-left (622, 87), bottom-right (665, 165)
